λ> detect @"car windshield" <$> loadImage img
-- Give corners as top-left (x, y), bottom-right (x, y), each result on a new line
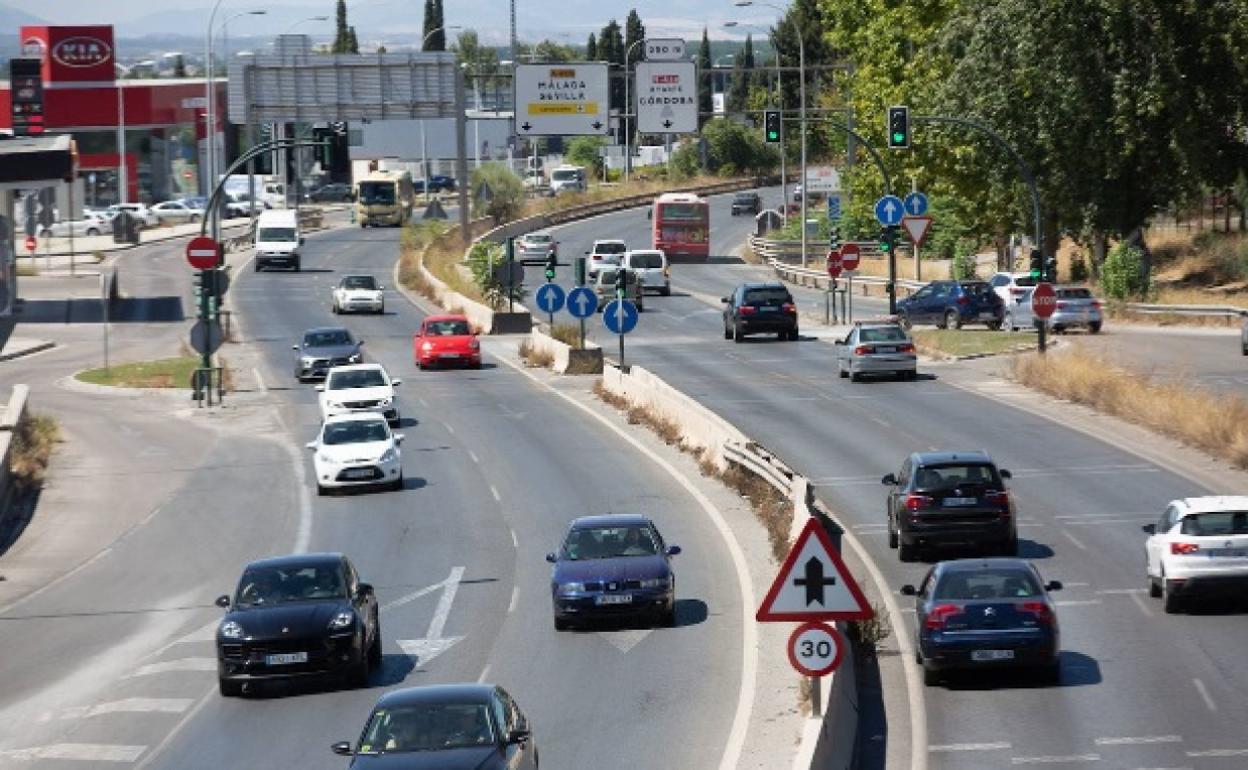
top-left (595, 242), bottom-right (627, 255)
top-left (526, 234), bottom-right (552, 244)
top-left (258, 227), bottom-right (296, 241)
top-left (1180, 512), bottom-right (1248, 536)
top-left (630, 252), bottom-right (664, 269)
top-left (598, 269), bottom-right (635, 285)
top-left (1014, 275), bottom-right (1039, 287)
top-left (341, 276), bottom-right (378, 290)
top-left (305, 330), bottom-right (353, 347)
top-left (914, 464), bottom-right (1002, 492)
top-left (551, 170), bottom-right (581, 181)
top-left (358, 183), bottom-right (397, 205)
top-left (424, 320), bottom-right (471, 336)
top-left (561, 525), bottom-right (659, 560)
top-left (235, 564), bottom-right (347, 607)
top-left (1057, 287), bottom-right (1093, 299)
top-left (328, 369), bottom-right (387, 390)
top-left (358, 703), bottom-right (495, 754)
top-left (934, 569), bottom-right (1042, 600)
top-left (959, 282), bottom-right (993, 297)
top-left (323, 419), bottom-right (389, 445)
top-left (744, 288), bottom-right (792, 306)
top-left (734, 193), bottom-right (758, 202)
top-left (859, 326), bottom-right (908, 342)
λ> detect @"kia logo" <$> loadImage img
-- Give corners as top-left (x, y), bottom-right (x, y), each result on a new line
top-left (52, 37), bottom-right (112, 68)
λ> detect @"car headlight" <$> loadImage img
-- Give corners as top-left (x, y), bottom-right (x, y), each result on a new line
top-left (301, 356), bottom-right (315, 365)
top-left (328, 611), bottom-right (355, 630)
top-left (326, 401), bottom-right (342, 409)
top-left (379, 396), bottom-right (393, 406)
top-left (379, 448), bottom-right (397, 463)
top-left (317, 453), bottom-right (333, 464)
top-left (348, 353), bottom-right (362, 363)
top-left (220, 620), bottom-right (244, 639)
top-left (639, 576), bottom-right (672, 589)
top-left (558, 582), bottom-right (584, 594)
top-left (421, 342), bottom-right (433, 352)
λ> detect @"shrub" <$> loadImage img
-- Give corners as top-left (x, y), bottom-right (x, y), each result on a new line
top-left (952, 252), bottom-right (978, 280)
top-left (466, 240), bottom-right (525, 310)
top-left (1100, 242), bottom-right (1148, 299)
top-left (1069, 253), bottom-right (1089, 283)
top-left (669, 144), bottom-right (700, 180)
top-left (469, 163), bottom-right (525, 225)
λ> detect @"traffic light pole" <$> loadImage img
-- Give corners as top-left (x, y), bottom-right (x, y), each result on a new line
top-left (198, 137), bottom-right (328, 238)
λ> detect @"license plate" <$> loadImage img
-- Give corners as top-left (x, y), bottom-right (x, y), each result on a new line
top-left (595, 594), bottom-right (633, 605)
top-left (971, 649), bottom-right (1014, 662)
top-left (344, 468), bottom-right (374, 479)
top-left (978, 312), bottom-right (996, 320)
top-left (265, 652), bottom-right (308, 665)
top-left (944, 497), bottom-right (977, 506)
top-left (1209, 548), bottom-right (1248, 558)
top-left (875, 346), bottom-right (895, 354)
top-left (756, 307), bottom-right (776, 313)
top-left (439, 352), bottom-right (460, 359)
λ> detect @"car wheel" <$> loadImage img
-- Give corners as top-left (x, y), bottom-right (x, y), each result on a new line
top-left (1000, 536), bottom-right (1019, 556)
top-left (904, 369), bottom-right (919, 381)
top-left (723, 324), bottom-right (733, 340)
top-left (838, 362), bottom-right (848, 379)
top-left (377, 304), bottom-right (385, 315)
top-left (888, 524), bottom-right (899, 549)
top-left (293, 260), bottom-right (301, 272)
top-left (1148, 573), bottom-right (1162, 598)
top-left (190, 214), bottom-right (200, 223)
top-left (777, 331), bottom-right (786, 341)
top-left (349, 651), bottom-right (370, 688)
top-left (789, 328), bottom-right (800, 341)
top-left (1089, 322), bottom-right (1102, 334)
top-left (922, 663), bottom-right (940, 687)
top-left (218, 677), bottom-right (243, 697)
top-left (849, 370), bottom-right (862, 383)
top-left (1242, 343), bottom-right (1247, 357)
top-left (1003, 313), bottom-right (1016, 332)
top-left (331, 302), bottom-right (339, 314)
top-left (86, 228), bottom-right (100, 237)
top-left (986, 321), bottom-right (1002, 331)
top-left (945, 309), bottom-right (962, 330)
top-left (554, 616), bottom-right (570, 632)
top-left (898, 542), bottom-right (917, 562)
top-left (1037, 661), bottom-right (1061, 685)
top-left (661, 286), bottom-right (671, 297)
top-left (1162, 578), bottom-right (1183, 614)
top-left (254, 261), bottom-right (262, 272)
top-left (391, 473), bottom-right (404, 492)
top-left (733, 323), bottom-right (743, 343)
top-left (368, 617), bottom-right (383, 665)
top-left (659, 607), bottom-right (677, 627)
top-left (316, 483), bottom-right (328, 497)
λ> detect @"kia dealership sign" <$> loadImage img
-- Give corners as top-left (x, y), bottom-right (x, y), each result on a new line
top-left (20, 25), bottom-right (117, 83)
top-left (52, 36), bottom-right (112, 69)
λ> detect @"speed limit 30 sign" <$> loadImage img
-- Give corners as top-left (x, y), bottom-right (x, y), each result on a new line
top-left (787, 622), bottom-right (844, 677)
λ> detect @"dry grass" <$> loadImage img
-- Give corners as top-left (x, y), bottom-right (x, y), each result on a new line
top-left (76, 356), bottom-right (201, 388)
top-left (846, 603), bottom-right (893, 659)
top-left (549, 323), bottom-right (584, 349)
top-left (1011, 349), bottom-right (1248, 469)
top-left (527, 175), bottom-right (728, 216)
top-left (913, 329), bottom-right (1036, 359)
top-left (16, 262), bottom-right (38, 277)
top-left (517, 339), bottom-right (554, 369)
top-left (9, 414), bottom-right (60, 491)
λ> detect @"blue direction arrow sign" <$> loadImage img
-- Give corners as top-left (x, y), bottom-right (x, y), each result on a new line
top-left (826, 193), bottom-right (842, 221)
top-left (874, 195), bottom-right (904, 226)
top-left (535, 283), bottom-right (566, 314)
top-left (904, 191), bottom-right (929, 217)
top-left (566, 287), bottom-right (597, 319)
top-left (603, 299), bottom-right (639, 334)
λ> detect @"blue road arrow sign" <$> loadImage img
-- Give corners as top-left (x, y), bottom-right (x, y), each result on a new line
top-left (603, 299), bottom-right (639, 334)
top-left (535, 283), bottom-right (566, 314)
top-left (827, 193), bottom-right (842, 221)
top-left (567, 287), bottom-right (597, 319)
top-left (904, 191), bottom-right (929, 217)
top-left (874, 195), bottom-right (904, 226)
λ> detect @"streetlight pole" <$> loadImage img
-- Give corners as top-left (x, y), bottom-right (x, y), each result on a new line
top-left (724, 21), bottom-right (785, 221)
top-left (284, 15), bottom-right (329, 34)
top-left (420, 25), bottom-right (462, 201)
top-left (221, 10), bottom-right (266, 218)
top-left (736, 0), bottom-right (806, 265)
top-left (205, 0), bottom-right (228, 205)
top-left (623, 38), bottom-right (645, 183)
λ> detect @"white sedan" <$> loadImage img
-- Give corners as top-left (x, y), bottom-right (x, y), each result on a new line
top-left (306, 413), bottom-right (404, 495)
top-left (317, 363), bottom-right (401, 425)
top-left (40, 213), bottom-right (110, 238)
top-left (151, 200), bottom-right (205, 224)
top-left (332, 274), bottom-right (385, 314)
top-left (1144, 495), bottom-right (1248, 613)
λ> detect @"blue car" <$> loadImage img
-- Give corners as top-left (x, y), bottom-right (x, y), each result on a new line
top-left (896, 279), bottom-right (1004, 330)
top-left (901, 558), bottom-right (1062, 686)
top-left (546, 514), bottom-right (681, 630)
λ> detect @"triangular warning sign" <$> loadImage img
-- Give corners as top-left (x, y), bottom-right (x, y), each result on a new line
top-left (901, 215), bottom-right (933, 247)
top-left (756, 519), bottom-right (874, 622)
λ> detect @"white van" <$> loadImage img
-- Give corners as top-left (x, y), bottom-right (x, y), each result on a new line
top-left (254, 209), bottom-right (302, 271)
top-left (622, 249), bottom-right (670, 296)
top-left (548, 165), bottom-right (586, 195)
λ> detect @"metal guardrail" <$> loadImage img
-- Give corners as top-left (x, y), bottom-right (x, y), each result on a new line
top-left (767, 257), bottom-right (926, 295)
top-left (1118, 302), bottom-right (1247, 319)
top-left (724, 440), bottom-right (795, 498)
top-left (749, 234), bottom-right (882, 263)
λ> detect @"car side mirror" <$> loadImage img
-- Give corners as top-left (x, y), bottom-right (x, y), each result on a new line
top-left (299, 236), bottom-right (306, 245)
top-left (394, 434), bottom-right (405, 444)
top-left (507, 729), bottom-right (531, 745)
top-left (545, 553), bottom-right (557, 563)
top-left (1141, 523), bottom-right (1155, 534)
top-left (314, 384), bottom-right (325, 392)
top-left (899, 585), bottom-right (917, 596)
top-left (999, 469), bottom-right (1012, 479)
top-left (881, 473), bottom-right (897, 485)
top-left (1045, 581), bottom-right (1063, 592)
top-left (835, 338), bottom-right (847, 346)
top-left (331, 741), bottom-right (353, 756)
top-left (215, 594), bottom-right (231, 608)
top-left (357, 583), bottom-right (375, 597)
top-left (305, 441), bottom-right (318, 450)
top-left (292, 344), bottom-right (300, 351)
top-left (358, 340), bottom-right (366, 345)
top-left (666, 545), bottom-right (682, 556)
top-left (720, 297), bottom-right (729, 303)
top-left (391, 379), bottom-right (402, 386)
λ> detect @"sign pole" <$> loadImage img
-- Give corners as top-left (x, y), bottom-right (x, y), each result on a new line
top-left (847, 274), bottom-right (854, 325)
top-left (811, 676), bottom-right (822, 717)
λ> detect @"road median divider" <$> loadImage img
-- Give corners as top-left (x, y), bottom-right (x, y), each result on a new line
top-left (521, 327), bottom-right (603, 374)
top-left (0, 385), bottom-right (59, 539)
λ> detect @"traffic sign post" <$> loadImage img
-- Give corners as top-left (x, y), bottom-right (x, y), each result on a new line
top-left (788, 622), bottom-right (844, 678)
top-left (603, 298), bottom-right (638, 369)
top-left (1031, 281), bottom-right (1056, 354)
top-left (756, 518), bottom-right (873, 623)
top-left (535, 283), bottom-right (566, 329)
top-left (635, 61), bottom-right (697, 134)
top-left (567, 285), bottom-right (596, 349)
top-left (875, 196), bottom-right (904, 314)
top-left (841, 243), bottom-right (860, 324)
top-left (825, 249), bottom-right (842, 325)
top-left (186, 236), bottom-right (220, 270)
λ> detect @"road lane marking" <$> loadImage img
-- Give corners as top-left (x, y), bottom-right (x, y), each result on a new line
top-left (508, 587), bottom-right (519, 613)
top-left (477, 664), bottom-right (491, 683)
top-left (1095, 588), bottom-right (1146, 594)
top-left (930, 743), bottom-right (1011, 752)
top-left (132, 685), bottom-right (215, 770)
top-left (0, 744), bottom-right (147, 762)
top-left (382, 568), bottom-right (462, 612)
top-left (491, 484), bottom-right (501, 502)
top-left (510, 529), bottom-right (518, 549)
top-left (1186, 749), bottom-right (1248, 757)
top-left (129, 657), bottom-right (217, 677)
top-left (1095, 736), bottom-right (1182, 746)
top-left (1012, 755), bottom-right (1101, 764)
top-left (443, 422), bottom-right (456, 435)
top-left (1055, 599), bottom-right (1102, 607)
top-left (468, 450), bottom-right (480, 464)
top-left (42, 698), bottom-right (193, 721)
top-left (1193, 679), bottom-right (1218, 712)
top-left (1129, 591), bottom-right (1156, 616)
top-left (273, 409), bottom-right (314, 554)
top-left (1062, 530), bottom-right (1089, 551)
top-left (396, 567), bottom-right (465, 668)
top-left (0, 547), bottom-right (113, 617)
top-left (597, 628), bottom-right (653, 653)
top-left (252, 367), bottom-right (268, 394)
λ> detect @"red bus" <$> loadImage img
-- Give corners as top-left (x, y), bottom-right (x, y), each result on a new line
top-left (652, 192), bottom-right (710, 261)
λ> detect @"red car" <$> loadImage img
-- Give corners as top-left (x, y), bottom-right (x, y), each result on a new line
top-left (414, 315), bottom-right (481, 370)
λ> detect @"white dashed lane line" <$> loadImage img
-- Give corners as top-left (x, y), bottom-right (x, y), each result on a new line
top-left (1192, 678), bottom-right (1218, 713)
top-left (128, 657), bottom-right (217, 677)
top-left (1061, 530), bottom-right (1089, 551)
top-left (1094, 736), bottom-right (1182, 746)
top-left (1011, 754), bottom-right (1101, 765)
top-left (930, 743), bottom-right (1012, 752)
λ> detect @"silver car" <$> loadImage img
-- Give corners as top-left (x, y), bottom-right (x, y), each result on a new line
top-left (836, 322), bottom-right (917, 381)
top-left (518, 231), bottom-right (556, 265)
top-left (593, 267), bottom-right (644, 312)
top-left (1004, 285), bottom-right (1103, 334)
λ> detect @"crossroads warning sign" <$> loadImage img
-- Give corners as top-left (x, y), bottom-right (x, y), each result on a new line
top-left (756, 519), bottom-right (874, 623)
top-left (514, 63), bottom-right (610, 136)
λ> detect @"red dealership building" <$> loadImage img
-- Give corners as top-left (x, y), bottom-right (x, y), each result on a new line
top-left (0, 24), bottom-right (226, 204)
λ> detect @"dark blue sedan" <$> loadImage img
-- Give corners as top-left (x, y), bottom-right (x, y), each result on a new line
top-left (546, 514), bottom-right (681, 630)
top-left (901, 558), bottom-right (1062, 686)
top-left (896, 279), bottom-right (1004, 330)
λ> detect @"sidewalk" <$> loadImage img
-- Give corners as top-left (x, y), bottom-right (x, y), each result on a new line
top-left (0, 337), bottom-right (55, 362)
top-left (19, 218), bottom-right (254, 260)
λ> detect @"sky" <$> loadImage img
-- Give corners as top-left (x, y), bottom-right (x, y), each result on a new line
top-left (3, 0), bottom-right (778, 43)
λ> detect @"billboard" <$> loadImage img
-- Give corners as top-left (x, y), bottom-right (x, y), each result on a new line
top-left (20, 26), bottom-right (116, 84)
top-left (514, 63), bottom-right (610, 136)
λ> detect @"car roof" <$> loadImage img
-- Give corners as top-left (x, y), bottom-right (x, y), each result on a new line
top-left (913, 450), bottom-right (994, 465)
top-left (340, 274), bottom-right (376, 281)
top-left (570, 514), bottom-right (654, 529)
top-left (1173, 496), bottom-right (1248, 515)
top-left (327, 363), bottom-right (385, 373)
top-left (244, 552), bottom-right (344, 571)
top-left (593, 239), bottom-right (626, 245)
top-left (424, 314), bottom-right (470, 323)
top-left (375, 684), bottom-right (495, 709)
top-left (304, 326), bottom-right (353, 336)
top-left (323, 412), bottom-right (389, 425)
top-left (935, 557), bottom-right (1036, 574)
top-left (739, 282), bottom-right (788, 291)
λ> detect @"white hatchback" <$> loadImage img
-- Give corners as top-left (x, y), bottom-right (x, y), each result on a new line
top-left (317, 364), bottom-right (401, 425)
top-left (1144, 496), bottom-right (1248, 613)
top-left (306, 413), bottom-right (404, 494)
top-left (622, 249), bottom-right (670, 296)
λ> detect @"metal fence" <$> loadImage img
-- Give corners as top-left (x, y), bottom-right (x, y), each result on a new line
top-left (724, 440), bottom-right (796, 498)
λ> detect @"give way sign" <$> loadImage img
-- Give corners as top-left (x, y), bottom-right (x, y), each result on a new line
top-left (756, 519), bottom-right (873, 622)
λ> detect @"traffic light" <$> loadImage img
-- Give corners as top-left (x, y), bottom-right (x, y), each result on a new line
top-left (1029, 248), bottom-right (1043, 279)
top-left (879, 225), bottom-right (896, 253)
top-left (615, 268), bottom-right (628, 300)
top-left (544, 253), bottom-right (557, 282)
top-left (828, 225), bottom-right (841, 249)
top-left (764, 110), bottom-right (781, 143)
top-left (1044, 254), bottom-right (1058, 283)
top-left (887, 105), bottom-right (910, 149)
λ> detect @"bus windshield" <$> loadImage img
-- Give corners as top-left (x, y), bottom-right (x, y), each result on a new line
top-left (357, 183), bottom-right (397, 205)
top-left (657, 203), bottom-right (705, 221)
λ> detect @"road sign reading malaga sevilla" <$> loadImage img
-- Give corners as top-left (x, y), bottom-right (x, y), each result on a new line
top-left (840, 243), bottom-right (860, 271)
top-left (1031, 281), bottom-right (1057, 320)
top-left (186, 236), bottom-right (219, 270)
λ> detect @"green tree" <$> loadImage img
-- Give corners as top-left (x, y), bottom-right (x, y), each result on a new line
top-left (599, 20), bottom-right (625, 123)
top-left (624, 10), bottom-right (646, 145)
top-left (726, 34), bottom-right (754, 114)
top-left (453, 30), bottom-right (501, 90)
top-left (702, 117), bottom-right (778, 176)
top-left (531, 40), bottom-right (577, 62)
top-left (470, 163), bottom-right (525, 226)
top-left (422, 0), bottom-right (436, 50)
top-left (424, 0), bottom-right (447, 51)
top-left (696, 28), bottom-right (712, 128)
top-left (333, 0), bottom-right (351, 53)
top-left (586, 33), bottom-right (598, 60)
top-left (173, 55), bottom-right (186, 78)
top-left (566, 136), bottom-right (606, 176)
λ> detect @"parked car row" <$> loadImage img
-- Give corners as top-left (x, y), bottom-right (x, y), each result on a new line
top-left (893, 274), bottom-right (1105, 334)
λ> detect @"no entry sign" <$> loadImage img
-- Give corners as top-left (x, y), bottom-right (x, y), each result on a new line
top-left (840, 243), bottom-right (860, 271)
top-left (186, 236), bottom-right (219, 270)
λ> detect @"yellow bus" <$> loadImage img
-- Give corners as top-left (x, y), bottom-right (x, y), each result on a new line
top-left (355, 169), bottom-right (415, 227)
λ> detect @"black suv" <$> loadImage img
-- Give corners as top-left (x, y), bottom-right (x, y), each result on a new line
top-left (722, 283), bottom-right (799, 342)
top-left (882, 451), bottom-right (1017, 561)
top-left (730, 191), bottom-right (762, 216)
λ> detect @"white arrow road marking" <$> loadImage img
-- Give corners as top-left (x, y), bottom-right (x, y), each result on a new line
top-left (129, 657), bottom-right (217, 678)
top-left (596, 628), bottom-right (653, 654)
top-left (396, 566), bottom-right (465, 668)
top-left (0, 744), bottom-right (147, 762)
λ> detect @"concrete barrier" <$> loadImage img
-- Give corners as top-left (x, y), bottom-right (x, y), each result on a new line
top-left (527, 328), bottom-right (603, 374)
top-left (0, 384), bottom-right (31, 523)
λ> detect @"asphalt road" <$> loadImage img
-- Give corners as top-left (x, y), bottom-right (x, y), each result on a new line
top-left (535, 188), bottom-right (1248, 769)
top-left (0, 224), bottom-right (748, 769)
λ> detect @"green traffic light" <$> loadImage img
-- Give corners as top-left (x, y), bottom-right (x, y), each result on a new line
top-left (545, 269), bottom-right (556, 280)
top-left (892, 132), bottom-right (905, 143)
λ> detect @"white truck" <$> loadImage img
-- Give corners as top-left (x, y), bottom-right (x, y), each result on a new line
top-left (254, 209), bottom-right (302, 271)
top-left (548, 165), bottom-right (587, 196)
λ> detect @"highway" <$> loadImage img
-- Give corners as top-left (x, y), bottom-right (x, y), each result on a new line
top-left (537, 189), bottom-right (1248, 768)
top-left (0, 225), bottom-right (752, 769)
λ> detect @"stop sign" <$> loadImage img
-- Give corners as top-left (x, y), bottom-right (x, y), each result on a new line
top-left (840, 242), bottom-right (860, 271)
top-left (186, 236), bottom-right (220, 270)
top-left (1031, 282), bottom-right (1057, 320)
top-left (25, 235), bottom-right (36, 253)
top-left (826, 249), bottom-right (843, 278)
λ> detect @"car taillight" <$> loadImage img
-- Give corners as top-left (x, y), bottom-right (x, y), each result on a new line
top-left (782, 302), bottom-right (797, 313)
top-left (739, 306), bottom-right (757, 315)
top-left (1056, 301), bottom-right (1068, 309)
top-left (986, 490), bottom-right (1010, 507)
top-left (1091, 301), bottom-right (1101, 309)
top-left (898, 343), bottom-right (915, 353)
top-left (925, 604), bottom-right (962, 630)
top-left (1017, 601), bottom-right (1054, 625)
top-left (905, 493), bottom-right (933, 511)
top-left (1171, 542), bottom-right (1200, 555)
top-left (956, 296), bottom-right (970, 305)
top-left (854, 345), bottom-right (872, 355)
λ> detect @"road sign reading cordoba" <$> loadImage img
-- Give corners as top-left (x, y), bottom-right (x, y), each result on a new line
top-left (514, 63), bottom-right (610, 136)
top-left (635, 61), bottom-right (697, 134)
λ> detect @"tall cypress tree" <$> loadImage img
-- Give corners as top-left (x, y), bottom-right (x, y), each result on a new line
top-left (727, 34), bottom-right (754, 114)
top-left (697, 27), bottom-right (712, 126)
top-left (347, 26), bottom-right (359, 54)
top-left (333, 0), bottom-right (350, 53)
top-left (586, 33), bottom-right (597, 60)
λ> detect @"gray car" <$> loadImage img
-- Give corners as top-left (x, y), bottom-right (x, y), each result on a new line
top-left (593, 267), bottom-right (644, 312)
top-left (836, 322), bottom-right (917, 381)
top-left (293, 327), bottom-right (364, 381)
top-left (1003, 285), bottom-right (1103, 334)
